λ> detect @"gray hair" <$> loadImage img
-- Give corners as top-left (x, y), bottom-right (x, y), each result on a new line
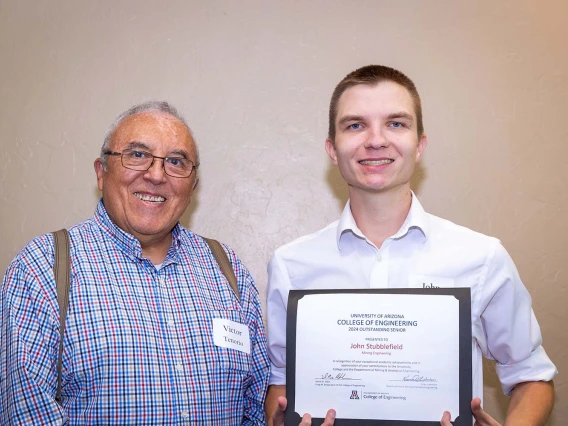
top-left (99, 101), bottom-right (199, 170)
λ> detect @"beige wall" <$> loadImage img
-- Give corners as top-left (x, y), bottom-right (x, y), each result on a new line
top-left (1, 0), bottom-right (566, 422)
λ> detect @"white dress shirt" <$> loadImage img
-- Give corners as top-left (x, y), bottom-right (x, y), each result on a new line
top-left (266, 194), bottom-right (557, 399)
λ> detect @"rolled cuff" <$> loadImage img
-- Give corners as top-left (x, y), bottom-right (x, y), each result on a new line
top-left (269, 362), bottom-right (286, 386)
top-left (496, 346), bottom-right (558, 395)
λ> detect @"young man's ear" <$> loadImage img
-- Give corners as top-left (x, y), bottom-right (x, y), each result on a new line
top-left (325, 138), bottom-right (339, 165)
top-left (416, 133), bottom-right (428, 162)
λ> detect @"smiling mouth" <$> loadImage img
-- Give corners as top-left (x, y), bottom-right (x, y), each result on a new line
top-left (359, 159), bottom-right (394, 165)
top-left (134, 192), bottom-right (166, 203)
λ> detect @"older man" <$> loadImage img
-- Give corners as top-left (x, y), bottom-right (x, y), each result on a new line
top-left (265, 65), bottom-right (557, 426)
top-left (1, 101), bottom-right (270, 425)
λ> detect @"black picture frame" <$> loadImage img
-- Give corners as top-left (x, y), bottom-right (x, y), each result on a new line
top-left (285, 288), bottom-right (472, 426)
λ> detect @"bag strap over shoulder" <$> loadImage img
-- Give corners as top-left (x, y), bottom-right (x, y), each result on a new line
top-left (203, 237), bottom-right (241, 302)
top-left (52, 228), bottom-right (70, 405)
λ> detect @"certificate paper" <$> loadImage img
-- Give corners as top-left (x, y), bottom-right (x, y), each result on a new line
top-left (285, 289), bottom-right (472, 426)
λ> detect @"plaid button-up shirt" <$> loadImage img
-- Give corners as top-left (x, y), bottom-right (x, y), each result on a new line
top-left (1, 200), bottom-right (270, 425)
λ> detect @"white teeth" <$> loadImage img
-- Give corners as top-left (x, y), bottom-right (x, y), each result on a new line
top-left (360, 159), bottom-right (393, 165)
top-left (135, 193), bottom-right (165, 202)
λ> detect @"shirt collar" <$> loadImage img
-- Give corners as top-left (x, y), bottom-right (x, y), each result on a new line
top-left (94, 198), bottom-right (183, 262)
top-left (336, 191), bottom-right (430, 250)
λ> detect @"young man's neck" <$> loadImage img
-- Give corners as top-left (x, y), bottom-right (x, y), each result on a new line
top-left (349, 186), bottom-right (413, 249)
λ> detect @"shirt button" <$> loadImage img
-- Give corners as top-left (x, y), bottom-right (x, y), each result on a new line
top-left (175, 363), bottom-right (184, 372)
top-left (376, 254), bottom-right (382, 262)
top-left (167, 319), bottom-right (174, 327)
top-left (181, 411), bottom-right (189, 419)
top-left (159, 278), bottom-right (166, 285)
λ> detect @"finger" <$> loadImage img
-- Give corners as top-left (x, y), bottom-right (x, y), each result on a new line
top-left (299, 413), bottom-right (312, 426)
top-left (440, 410), bottom-right (451, 425)
top-left (321, 409), bottom-right (336, 425)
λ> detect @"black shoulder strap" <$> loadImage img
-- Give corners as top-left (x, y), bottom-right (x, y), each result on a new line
top-left (52, 229), bottom-right (70, 405)
top-left (203, 237), bottom-right (240, 302)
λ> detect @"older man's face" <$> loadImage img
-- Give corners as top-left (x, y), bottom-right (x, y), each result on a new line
top-left (94, 111), bottom-right (198, 248)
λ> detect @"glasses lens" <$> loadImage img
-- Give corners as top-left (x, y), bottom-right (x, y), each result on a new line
top-left (121, 149), bottom-right (153, 170)
top-left (164, 157), bottom-right (193, 177)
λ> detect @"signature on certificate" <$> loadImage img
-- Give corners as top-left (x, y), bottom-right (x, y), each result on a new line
top-left (317, 372), bottom-right (360, 381)
top-left (390, 374), bottom-right (437, 383)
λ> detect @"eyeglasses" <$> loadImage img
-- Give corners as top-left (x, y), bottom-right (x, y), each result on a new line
top-left (104, 149), bottom-right (198, 178)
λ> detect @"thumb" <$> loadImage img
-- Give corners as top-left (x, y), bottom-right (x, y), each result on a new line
top-left (440, 410), bottom-right (452, 425)
top-left (471, 398), bottom-right (501, 426)
top-left (272, 396), bottom-right (288, 425)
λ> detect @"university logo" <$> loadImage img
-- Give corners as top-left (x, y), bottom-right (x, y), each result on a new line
top-left (350, 390), bottom-right (360, 400)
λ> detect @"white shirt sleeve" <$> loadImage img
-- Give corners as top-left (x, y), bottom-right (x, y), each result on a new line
top-left (265, 251), bottom-right (291, 385)
top-left (476, 242), bottom-right (557, 395)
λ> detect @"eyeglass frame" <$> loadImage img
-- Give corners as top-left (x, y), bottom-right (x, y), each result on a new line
top-left (103, 149), bottom-right (199, 178)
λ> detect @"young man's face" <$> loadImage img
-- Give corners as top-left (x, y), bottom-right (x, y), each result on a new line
top-left (94, 111), bottom-right (199, 246)
top-left (326, 81), bottom-right (427, 197)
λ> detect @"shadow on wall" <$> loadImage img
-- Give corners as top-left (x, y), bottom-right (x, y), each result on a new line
top-left (482, 359), bottom-right (510, 423)
top-left (326, 165), bottom-right (349, 209)
top-left (180, 183), bottom-right (199, 230)
top-left (325, 161), bottom-right (428, 208)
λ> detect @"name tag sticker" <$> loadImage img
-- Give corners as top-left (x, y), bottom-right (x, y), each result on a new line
top-left (409, 274), bottom-right (455, 289)
top-left (213, 318), bottom-right (251, 354)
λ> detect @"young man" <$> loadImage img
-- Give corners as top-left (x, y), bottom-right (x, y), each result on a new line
top-left (1, 101), bottom-right (270, 425)
top-left (265, 65), bottom-right (557, 425)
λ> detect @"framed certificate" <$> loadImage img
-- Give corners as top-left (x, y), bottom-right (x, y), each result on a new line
top-left (285, 289), bottom-right (472, 425)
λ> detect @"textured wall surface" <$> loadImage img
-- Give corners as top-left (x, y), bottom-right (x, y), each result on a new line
top-left (1, 0), bottom-right (566, 422)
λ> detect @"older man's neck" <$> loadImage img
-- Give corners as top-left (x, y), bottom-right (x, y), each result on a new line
top-left (140, 234), bottom-right (173, 265)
